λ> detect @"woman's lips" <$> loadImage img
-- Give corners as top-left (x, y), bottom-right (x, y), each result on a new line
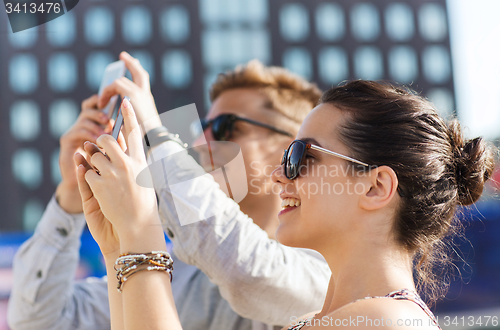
top-left (278, 205), bottom-right (299, 217)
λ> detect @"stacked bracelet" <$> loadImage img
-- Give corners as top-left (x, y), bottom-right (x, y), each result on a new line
top-left (143, 126), bottom-right (188, 149)
top-left (114, 251), bottom-right (174, 293)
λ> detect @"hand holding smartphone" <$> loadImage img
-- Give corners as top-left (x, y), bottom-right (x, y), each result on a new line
top-left (98, 60), bottom-right (126, 117)
top-left (112, 96), bottom-right (128, 141)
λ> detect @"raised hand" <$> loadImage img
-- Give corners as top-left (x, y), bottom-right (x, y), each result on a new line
top-left (78, 98), bottom-right (165, 254)
top-left (98, 51), bottom-right (162, 134)
top-left (56, 95), bottom-right (110, 213)
top-left (75, 152), bottom-right (120, 258)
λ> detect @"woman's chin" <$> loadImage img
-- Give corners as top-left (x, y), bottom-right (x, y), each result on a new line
top-left (275, 224), bottom-right (303, 248)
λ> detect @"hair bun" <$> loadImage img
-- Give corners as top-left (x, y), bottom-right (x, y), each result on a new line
top-left (448, 120), bottom-right (495, 205)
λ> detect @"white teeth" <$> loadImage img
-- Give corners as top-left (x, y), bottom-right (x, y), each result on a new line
top-left (281, 197), bottom-right (301, 209)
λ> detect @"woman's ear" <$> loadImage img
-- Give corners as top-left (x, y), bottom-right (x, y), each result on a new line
top-left (359, 166), bottom-right (399, 211)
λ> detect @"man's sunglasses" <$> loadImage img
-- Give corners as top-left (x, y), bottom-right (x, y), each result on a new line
top-left (191, 114), bottom-right (293, 141)
top-left (281, 140), bottom-right (405, 197)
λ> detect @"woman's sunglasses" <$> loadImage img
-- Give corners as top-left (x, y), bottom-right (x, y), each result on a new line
top-left (281, 140), bottom-right (405, 197)
top-left (191, 114), bottom-right (293, 141)
top-left (281, 140), bottom-right (369, 180)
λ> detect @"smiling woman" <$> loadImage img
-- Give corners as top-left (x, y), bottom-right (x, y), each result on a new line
top-left (269, 80), bottom-right (498, 330)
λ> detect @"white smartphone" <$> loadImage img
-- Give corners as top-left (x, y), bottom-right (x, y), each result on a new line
top-left (111, 96), bottom-right (128, 141)
top-left (98, 60), bottom-right (126, 117)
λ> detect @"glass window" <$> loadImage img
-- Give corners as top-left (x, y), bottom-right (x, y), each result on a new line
top-left (8, 19), bottom-right (38, 48)
top-left (10, 100), bottom-right (40, 141)
top-left (388, 46), bottom-right (418, 83)
top-left (224, 0), bottom-right (242, 22)
top-left (385, 3), bottom-right (414, 41)
top-left (427, 88), bottom-right (454, 117)
top-left (354, 46), bottom-right (383, 80)
top-left (49, 99), bottom-right (79, 138)
top-left (9, 54), bottom-right (39, 94)
top-left (46, 11), bottom-right (76, 47)
top-left (282, 47), bottom-right (312, 80)
top-left (418, 3), bottom-right (447, 42)
top-left (202, 30), bottom-right (225, 67)
top-left (351, 3), bottom-right (380, 42)
top-left (318, 47), bottom-right (348, 85)
top-left (315, 3), bottom-right (345, 42)
top-left (128, 50), bottom-right (155, 84)
top-left (86, 51), bottom-right (114, 90)
top-left (199, 0), bottom-right (267, 23)
top-left (48, 52), bottom-right (78, 92)
top-left (84, 7), bottom-right (114, 46)
top-left (162, 50), bottom-right (192, 88)
top-left (247, 30), bottom-right (271, 64)
top-left (12, 149), bottom-right (43, 190)
top-left (280, 3), bottom-right (309, 42)
top-left (202, 29), bottom-right (270, 67)
top-left (227, 30), bottom-right (247, 66)
top-left (422, 46), bottom-right (451, 84)
top-left (160, 6), bottom-right (190, 44)
top-left (51, 149), bottom-right (62, 185)
top-left (122, 6), bottom-right (152, 45)
top-left (199, 0), bottom-right (223, 23)
top-left (245, 0), bottom-right (268, 22)
top-left (23, 199), bottom-right (44, 231)
top-left (230, 30), bottom-right (270, 66)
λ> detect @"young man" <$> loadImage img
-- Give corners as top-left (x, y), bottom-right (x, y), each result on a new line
top-left (8, 53), bottom-right (330, 330)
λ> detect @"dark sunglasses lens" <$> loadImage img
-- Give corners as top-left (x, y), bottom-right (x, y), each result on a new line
top-left (200, 119), bottom-right (209, 132)
top-left (286, 141), bottom-right (305, 179)
top-left (212, 116), bottom-right (232, 141)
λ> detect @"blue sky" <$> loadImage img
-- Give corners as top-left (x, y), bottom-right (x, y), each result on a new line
top-left (448, 0), bottom-right (500, 140)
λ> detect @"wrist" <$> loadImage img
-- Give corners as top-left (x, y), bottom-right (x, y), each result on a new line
top-left (55, 182), bottom-right (83, 214)
top-left (103, 250), bottom-right (122, 266)
top-left (141, 116), bottom-right (163, 135)
top-left (119, 226), bottom-right (167, 254)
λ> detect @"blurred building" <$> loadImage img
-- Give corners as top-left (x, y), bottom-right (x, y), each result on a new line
top-left (0, 0), bottom-right (454, 232)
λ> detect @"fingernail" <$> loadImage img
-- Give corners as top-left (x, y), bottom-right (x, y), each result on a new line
top-left (100, 113), bottom-right (109, 121)
top-left (122, 98), bottom-right (131, 109)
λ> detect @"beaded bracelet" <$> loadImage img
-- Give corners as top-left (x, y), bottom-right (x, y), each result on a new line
top-left (114, 251), bottom-right (174, 293)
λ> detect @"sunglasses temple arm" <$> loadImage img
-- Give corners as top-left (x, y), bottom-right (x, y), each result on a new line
top-left (309, 145), bottom-right (369, 167)
top-left (240, 118), bottom-right (293, 137)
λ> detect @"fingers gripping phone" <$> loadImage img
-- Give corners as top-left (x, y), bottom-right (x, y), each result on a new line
top-left (112, 96), bottom-right (128, 141)
top-left (98, 60), bottom-right (126, 117)
top-left (94, 96), bottom-right (126, 169)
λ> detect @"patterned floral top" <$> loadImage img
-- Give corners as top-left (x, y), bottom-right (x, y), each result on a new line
top-left (287, 289), bottom-right (440, 330)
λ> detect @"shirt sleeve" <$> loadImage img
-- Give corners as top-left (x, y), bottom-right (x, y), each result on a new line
top-left (7, 196), bottom-right (111, 330)
top-left (146, 142), bottom-right (331, 326)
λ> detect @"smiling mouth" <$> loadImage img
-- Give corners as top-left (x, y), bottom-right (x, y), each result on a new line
top-left (281, 197), bottom-right (301, 210)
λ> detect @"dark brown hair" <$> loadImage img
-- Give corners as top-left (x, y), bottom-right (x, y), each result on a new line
top-left (320, 80), bottom-right (497, 304)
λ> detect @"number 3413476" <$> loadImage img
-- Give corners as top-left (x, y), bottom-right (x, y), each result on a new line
top-left (5, 2), bottom-right (61, 14)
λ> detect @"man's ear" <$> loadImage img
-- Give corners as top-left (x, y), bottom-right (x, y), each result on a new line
top-left (359, 166), bottom-right (399, 211)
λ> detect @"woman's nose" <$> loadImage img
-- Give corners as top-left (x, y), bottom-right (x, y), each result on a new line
top-left (271, 164), bottom-right (288, 184)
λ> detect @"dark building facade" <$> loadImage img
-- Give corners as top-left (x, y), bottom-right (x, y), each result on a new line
top-left (0, 0), bottom-right (453, 231)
